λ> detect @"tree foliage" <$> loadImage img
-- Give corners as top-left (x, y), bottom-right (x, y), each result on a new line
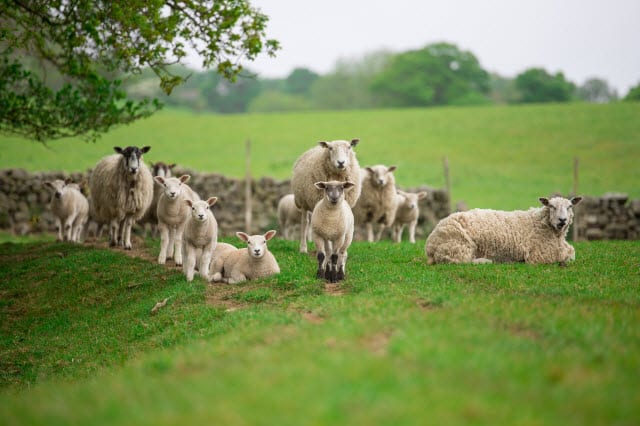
top-left (623, 82), bottom-right (640, 102)
top-left (514, 68), bottom-right (575, 103)
top-left (370, 42), bottom-right (490, 107)
top-left (577, 78), bottom-right (617, 103)
top-left (0, 0), bottom-right (279, 142)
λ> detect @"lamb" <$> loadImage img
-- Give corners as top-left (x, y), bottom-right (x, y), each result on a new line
top-left (44, 179), bottom-right (89, 242)
top-left (89, 146), bottom-right (154, 249)
top-left (140, 161), bottom-right (176, 237)
top-left (425, 196), bottom-right (583, 265)
top-left (353, 165), bottom-right (398, 242)
top-left (209, 242), bottom-right (240, 283)
top-left (183, 197), bottom-right (218, 281)
top-left (391, 190), bottom-right (428, 243)
top-left (277, 193), bottom-right (311, 241)
top-left (291, 139), bottom-right (362, 253)
top-left (311, 181), bottom-right (355, 283)
top-left (215, 230), bottom-right (280, 284)
top-left (155, 174), bottom-right (200, 266)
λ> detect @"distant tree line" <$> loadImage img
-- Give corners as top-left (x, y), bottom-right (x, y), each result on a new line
top-left (122, 41), bottom-right (638, 114)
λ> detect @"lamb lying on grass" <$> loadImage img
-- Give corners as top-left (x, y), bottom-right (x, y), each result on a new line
top-left (425, 196), bottom-right (582, 265)
top-left (212, 230), bottom-right (280, 284)
top-left (44, 179), bottom-right (89, 242)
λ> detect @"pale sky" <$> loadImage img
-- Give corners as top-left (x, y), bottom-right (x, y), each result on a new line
top-left (211, 0), bottom-right (640, 95)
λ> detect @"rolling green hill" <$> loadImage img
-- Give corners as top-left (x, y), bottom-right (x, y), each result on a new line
top-left (1, 102), bottom-right (638, 210)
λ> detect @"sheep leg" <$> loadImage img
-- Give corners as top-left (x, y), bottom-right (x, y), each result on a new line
top-left (173, 225), bottom-right (185, 266)
top-left (122, 217), bottom-right (134, 250)
top-left (299, 209), bottom-right (310, 253)
top-left (328, 253), bottom-right (339, 283)
top-left (337, 250), bottom-right (348, 281)
top-left (167, 226), bottom-right (176, 260)
top-left (394, 224), bottom-right (404, 243)
top-left (63, 213), bottom-right (77, 241)
top-left (408, 220), bottom-right (417, 244)
top-left (109, 219), bottom-right (120, 247)
top-left (366, 223), bottom-right (374, 242)
top-left (375, 224), bottom-right (387, 242)
top-left (158, 222), bottom-right (170, 264)
top-left (184, 244), bottom-right (197, 281)
top-left (198, 243), bottom-right (215, 281)
top-left (227, 271), bottom-right (247, 285)
top-left (54, 217), bottom-right (63, 241)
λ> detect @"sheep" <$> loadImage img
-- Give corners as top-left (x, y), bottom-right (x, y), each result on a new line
top-left (425, 196), bottom-right (583, 265)
top-left (155, 174), bottom-right (200, 266)
top-left (89, 146), bottom-right (154, 249)
top-left (391, 190), bottom-right (428, 243)
top-left (215, 230), bottom-right (280, 284)
top-left (353, 165), bottom-right (398, 242)
top-left (277, 193), bottom-right (311, 241)
top-left (291, 138), bottom-right (362, 253)
top-left (311, 181), bottom-right (355, 283)
top-left (44, 178), bottom-right (89, 242)
top-left (183, 197), bottom-right (218, 281)
top-left (140, 161), bottom-right (176, 237)
top-left (209, 242), bottom-right (240, 283)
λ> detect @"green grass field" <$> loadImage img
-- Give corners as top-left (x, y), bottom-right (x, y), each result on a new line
top-left (1, 238), bottom-right (639, 425)
top-left (1, 102), bottom-right (639, 210)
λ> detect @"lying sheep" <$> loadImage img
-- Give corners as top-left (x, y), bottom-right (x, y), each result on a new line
top-left (183, 197), bottom-right (218, 281)
top-left (277, 193), bottom-right (311, 241)
top-left (215, 230), bottom-right (280, 284)
top-left (89, 146), bottom-right (154, 249)
top-left (155, 174), bottom-right (200, 266)
top-left (311, 181), bottom-right (355, 283)
top-left (353, 165), bottom-right (398, 242)
top-left (391, 190), bottom-right (428, 243)
top-left (291, 139), bottom-right (362, 253)
top-left (44, 179), bottom-right (89, 242)
top-left (140, 161), bottom-right (176, 237)
top-left (210, 242), bottom-right (240, 283)
top-left (425, 196), bottom-right (583, 265)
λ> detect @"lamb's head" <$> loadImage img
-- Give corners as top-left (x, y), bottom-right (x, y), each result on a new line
top-left (114, 146), bottom-right (151, 175)
top-left (236, 230), bottom-right (277, 259)
top-left (365, 165), bottom-right (397, 188)
top-left (186, 197), bottom-right (218, 223)
top-left (318, 139), bottom-right (359, 171)
top-left (44, 179), bottom-right (69, 199)
top-left (314, 180), bottom-right (355, 206)
top-left (397, 190), bottom-right (428, 210)
top-left (155, 175), bottom-right (190, 200)
top-left (539, 196), bottom-right (582, 232)
top-left (150, 161), bottom-right (176, 178)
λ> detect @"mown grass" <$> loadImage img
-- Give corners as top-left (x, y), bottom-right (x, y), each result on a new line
top-left (1, 102), bottom-right (639, 209)
top-left (1, 238), bottom-right (639, 425)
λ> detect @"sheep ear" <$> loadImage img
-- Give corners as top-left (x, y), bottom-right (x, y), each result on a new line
top-left (185, 199), bottom-right (194, 207)
top-left (387, 165), bottom-right (397, 173)
top-left (417, 191), bottom-right (428, 200)
top-left (236, 232), bottom-right (250, 242)
top-left (154, 176), bottom-right (165, 185)
top-left (539, 197), bottom-right (550, 206)
top-left (571, 196), bottom-right (582, 205)
top-left (207, 197), bottom-right (218, 206)
top-left (365, 167), bottom-right (373, 174)
top-left (179, 175), bottom-right (190, 183)
top-left (350, 138), bottom-right (359, 147)
top-left (113, 147), bottom-right (123, 154)
top-left (64, 177), bottom-right (73, 185)
top-left (318, 141), bottom-right (329, 149)
top-left (141, 146), bottom-right (151, 154)
top-left (168, 163), bottom-right (177, 169)
top-left (314, 182), bottom-right (326, 190)
top-left (342, 181), bottom-right (355, 189)
top-left (44, 181), bottom-right (53, 188)
top-left (264, 230), bottom-right (277, 241)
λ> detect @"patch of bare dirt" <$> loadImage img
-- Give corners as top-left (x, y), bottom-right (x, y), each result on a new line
top-left (301, 310), bottom-right (324, 324)
top-left (324, 282), bottom-right (347, 296)
top-left (205, 283), bottom-right (248, 311)
top-left (361, 330), bottom-right (394, 357)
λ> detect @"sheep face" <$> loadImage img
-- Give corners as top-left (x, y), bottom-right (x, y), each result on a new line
top-left (539, 196), bottom-right (583, 232)
top-left (237, 230), bottom-right (277, 259)
top-left (44, 179), bottom-right (68, 199)
top-left (398, 190), bottom-right (427, 210)
top-left (318, 139), bottom-right (359, 171)
top-left (155, 175), bottom-right (190, 200)
top-left (314, 180), bottom-right (355, 206)
top-left (114, 146), bottom-right (151, 175)
top-left (150, 161), bottom-right (175, 178)
top-left (365, 165), bottom-right (397, 188)
top-left (186, 197), bottom-right (217, 223)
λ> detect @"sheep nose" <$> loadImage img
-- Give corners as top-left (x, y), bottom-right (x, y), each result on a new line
top-left (198, 214), bottom-right (204, 220)
top-left (337, 160), bottom-right (345, 168)
top-left (378, 179), bottom-right (384, 185)
top-left (254, 249), bottom-right (261, 255)
top-left (55, 192), bottom-right (61, 199)
top-left (170, 192), bottom-right (176, 197)
top-left (558, 218), bottom-right (567, 225)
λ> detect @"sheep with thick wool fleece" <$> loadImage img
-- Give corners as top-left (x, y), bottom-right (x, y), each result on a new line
top-left (155, 174), bottom-right (200, 266)
top-left (44, 179), bottom-right (89, 242)
top-left (353, 165), bottom-right (398, 242)
top-left (89, 146), bottom-right (153, 249)
top-left (140, 161), bottom-right (176, 237)
top-left (291, 139), bottom-right (361, 253)
top-left (183, 197), bottom-right (218, 282)
top-left (277, 193), bottom-right (311, 241)
top-left (209, 242), bottom-right (240, 283)
top-left (391, 190), bottom-right (428, 243)
top-left (217, 231), bottom-right (280, 284)
top-left (425, 196), bottom-right (582, 264)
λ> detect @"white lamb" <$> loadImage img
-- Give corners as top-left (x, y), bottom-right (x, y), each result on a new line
top-left (311, 181), bottom-right (355, 283)
top-left (89, 146), bottom-right (154, 249)
top-left (209, 242), bottom-right (240, 283)
top-left (155, 174), bottom-right (200, 266)
top-left (140, 161), bottom-right (176, 237)
top-left (391, 190), bottom-right (428, 243)
top-left (425, 196), bottom-right (583, 265)
top-left (353, 165), bottom-right (398, 242)
top-left (291, 139), bottom-right (362, 253)
top-left (277, 193), bottom-right (311, 241)
top-left (183, 197), bottom-right (218, 281)
top-left (216, 230), bottom-right (280, 284)
top-left (44, 179), bottom-right (89, 242)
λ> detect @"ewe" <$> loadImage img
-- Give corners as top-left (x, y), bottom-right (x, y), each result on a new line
top-left (353, 165), bottom-right (398, 242)
top-left (311, 181), bottom-right (355, 283)
top-left (44, 179), bottom-right (89, 242)
top-left (89, 146), bottom-right (153, 249)
top-left (425, 196), bottom-right (582, 265)
top-left (291, 139), bottom-right (361, 253)
top-left (183, 197), bottom-right (218, 281)
top-left (140, 161), bottom-right (176, 237)
top-left (214, 231), bottom-right (280, 284)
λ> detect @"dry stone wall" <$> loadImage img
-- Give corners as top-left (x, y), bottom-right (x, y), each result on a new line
top-left (574, 193), bottom-right (640, 240)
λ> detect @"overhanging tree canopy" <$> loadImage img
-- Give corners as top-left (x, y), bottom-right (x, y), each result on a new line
top-left (0, 0), bottom-right (279, 142)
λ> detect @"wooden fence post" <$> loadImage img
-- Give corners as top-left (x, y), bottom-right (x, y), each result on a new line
top-left (245, 139), bottom-right (252, 234)
top-left (573, 156), bottom-right (579, 241)
top-left (443, 156), bottom-right (451, 214)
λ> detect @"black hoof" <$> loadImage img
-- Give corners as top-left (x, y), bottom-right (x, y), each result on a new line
top-left (337, 268), bottom-right (345, 281)
top-left (316, 268), bottom-right (325, 279)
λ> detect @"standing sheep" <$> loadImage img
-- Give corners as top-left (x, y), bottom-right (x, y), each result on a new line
top-left (353, 165), bottom-right (398, 242)
top-left (140, 161), bottom-right (176, 237)
top-left (44, 179), bottom-right (89, 242)
top-left (216, 231), bottom-right (280, 284)
top-left (425, 196), bottom-right (583, 265)
top-left (89, 146), bottom-right (154, 249)
top-left (183, 197), bottom-right (218, 282)
top-left (391, 190), bottom-right (428, 243)
top-left (311, 181), bottom-right (355, 283)
top-left (277, 193), bottom-right (311, 241)
top-left (292, 139), bottom-right (362, 253)
top-left (155, 174), bottom-right (200, 266)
